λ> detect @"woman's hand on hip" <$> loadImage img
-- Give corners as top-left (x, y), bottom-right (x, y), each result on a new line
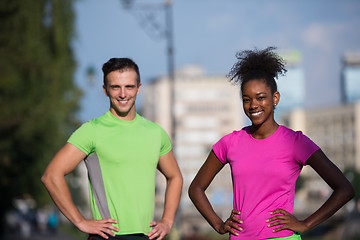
top-left (266, 209), bottom-right (308, 233)
top-left (219, 210), bottom-right (243, 236)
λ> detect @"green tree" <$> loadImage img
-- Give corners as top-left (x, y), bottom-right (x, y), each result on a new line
top-left (0, 0), bottom-right (81, 234)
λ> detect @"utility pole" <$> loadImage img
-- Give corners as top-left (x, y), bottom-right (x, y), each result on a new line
top-left (120, 2), bottom-right (180, 239)
top-left (120, 0), bottom-right (176, 143)
top-left (165, 0), bottom-right (176, 143)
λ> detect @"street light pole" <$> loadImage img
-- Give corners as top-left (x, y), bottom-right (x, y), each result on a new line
top-left (165, 0), bottom-right (176, 143)
top-left (120, 0), bottom-right (176, 143)
top-left (120, 2), bottom-right (180, 238)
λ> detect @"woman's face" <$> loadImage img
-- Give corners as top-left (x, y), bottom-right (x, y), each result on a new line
top-left (241, 79), bottom-right (279, 127)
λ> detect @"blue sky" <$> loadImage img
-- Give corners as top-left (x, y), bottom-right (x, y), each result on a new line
top-left (73, 0), bottom-right (360, 122)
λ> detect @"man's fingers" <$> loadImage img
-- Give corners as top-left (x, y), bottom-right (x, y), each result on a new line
top-left (102, 218), bottom-right (118, 224)
top-left (96, 231), bottom-right (109, 239)
top-left (148, 229), bottom-right (161, 240)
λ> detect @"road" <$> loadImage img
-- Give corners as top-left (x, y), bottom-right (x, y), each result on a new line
top-left (3, 231), bottom-right (81, 240)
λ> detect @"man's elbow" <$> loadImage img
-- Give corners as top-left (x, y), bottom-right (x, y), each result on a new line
top-left (172, 173), bottom-right (183, 190)
top-left (41, 172), bottom-right (49, 187)
top-left (41, 170), bottom-right (56, 189)
top-left (179, 173), bottom-right (184, 185)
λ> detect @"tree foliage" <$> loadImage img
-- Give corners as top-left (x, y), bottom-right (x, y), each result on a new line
top-left (0, 0), bottom-right (81, 231)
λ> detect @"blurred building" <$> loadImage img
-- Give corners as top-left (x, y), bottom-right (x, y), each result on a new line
top-left (341, 52), bottom-right (360, 104)
top-left (276, 50), bottom-right (305, 121)
top-left (281, 101), bottom-right (360, 217)
top-left (143, 65), bottom-right (245, 234)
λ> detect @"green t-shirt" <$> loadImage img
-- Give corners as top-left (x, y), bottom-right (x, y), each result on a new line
top-left (68, 111), bottom-right (172, 235)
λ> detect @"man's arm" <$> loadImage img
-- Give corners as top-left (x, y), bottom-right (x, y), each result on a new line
top-left (147, 150), bottom-right (183, 240)
top-left (41, 143), bottom-right (118, 239)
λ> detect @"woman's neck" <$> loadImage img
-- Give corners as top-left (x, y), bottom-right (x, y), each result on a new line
top-left (250, 121), bottom-right (279, 139)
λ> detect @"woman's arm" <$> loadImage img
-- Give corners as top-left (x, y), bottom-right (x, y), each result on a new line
top-left (267, 149), bottom-right (354, 233)
top-left (301, 149), bottom-right (354, 229)
top-left (188, 150), bottom-right (242, 235)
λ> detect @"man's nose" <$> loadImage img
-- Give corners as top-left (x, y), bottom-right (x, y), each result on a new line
top-left (119, 88), bottom-right (126, 98)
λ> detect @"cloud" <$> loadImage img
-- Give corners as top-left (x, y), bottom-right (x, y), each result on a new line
top-left (206, 14), bottom-right (236, 32)
top-left (302, 23), bottom-right (333, 51)
top-left (301, 21), bottom-right (359, 53)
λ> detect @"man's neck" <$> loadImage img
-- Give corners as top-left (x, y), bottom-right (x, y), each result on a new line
top-left (109, 109), bottom-right (137, 121)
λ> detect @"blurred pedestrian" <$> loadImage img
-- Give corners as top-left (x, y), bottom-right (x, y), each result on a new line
top-left (47, 211), bottom-right (59, 234)
top-left (36, 208), bottom-right (48, 234)
top-left (42, 58), bottom-right (183, 240)
top-left (188, 47), bottom-right (354, 240)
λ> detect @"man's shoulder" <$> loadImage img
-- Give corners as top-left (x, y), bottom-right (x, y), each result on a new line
top-left (137, 114), bottom-right (161, 128)
top-left (136, 115), bottom-right (170, 138)
top-left (84, 111), bottom-right (118, 127)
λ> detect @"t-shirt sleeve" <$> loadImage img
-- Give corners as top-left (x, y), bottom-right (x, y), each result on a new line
top-left (159, 126), bottom-right (172, 156)
top-left (67, 122), bottom-right (95, 155)
top-left (212, 134), bottom-right (231, 164)
top-left (294, 131), bottom-right (320, 166)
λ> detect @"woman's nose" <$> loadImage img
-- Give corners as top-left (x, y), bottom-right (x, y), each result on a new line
top-left (249, 100), bottom-right (259, 109)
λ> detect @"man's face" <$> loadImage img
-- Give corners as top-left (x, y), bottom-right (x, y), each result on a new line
top-left (103, 70), bottom-right (141, 121)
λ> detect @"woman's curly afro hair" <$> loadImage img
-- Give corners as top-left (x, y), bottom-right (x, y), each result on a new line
top-left (227, 47), bottom-right (287, 94)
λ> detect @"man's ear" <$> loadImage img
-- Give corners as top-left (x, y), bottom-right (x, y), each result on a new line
top-left (136, 83), bottom-right (142, 96)
top-left (103, 85), bottom-right (109, 97)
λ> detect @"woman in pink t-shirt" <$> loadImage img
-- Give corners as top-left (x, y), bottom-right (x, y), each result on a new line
top-left (188, 47), bottom-right (354, 240)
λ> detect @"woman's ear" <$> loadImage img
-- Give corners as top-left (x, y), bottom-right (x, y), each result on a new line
top-left (273, 91), bottom-right (280, 107)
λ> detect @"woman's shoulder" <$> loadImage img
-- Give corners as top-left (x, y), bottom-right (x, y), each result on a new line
top-left (278, 125), bottom-right (312, 143)
top-left (279, 125), bottom-right (305, 135)
top-left (218, 127), bottom-right (250, 142)
top-left (227, 126), bottom-right (250, 136)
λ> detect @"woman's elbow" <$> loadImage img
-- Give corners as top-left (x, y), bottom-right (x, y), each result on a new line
top-left (345, 184), bottom-right (355, 201)
top-left (340, 182), bottom-right (355, 203)
top-left (188, 181), bottom-right (200, 201)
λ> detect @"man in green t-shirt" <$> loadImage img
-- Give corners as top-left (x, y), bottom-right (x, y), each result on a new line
top-left (42, 58), bottom-right (183, 240)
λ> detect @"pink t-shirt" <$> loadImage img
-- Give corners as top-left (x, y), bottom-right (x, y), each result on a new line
top-left (213, 125), bottom-right (320, 240)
